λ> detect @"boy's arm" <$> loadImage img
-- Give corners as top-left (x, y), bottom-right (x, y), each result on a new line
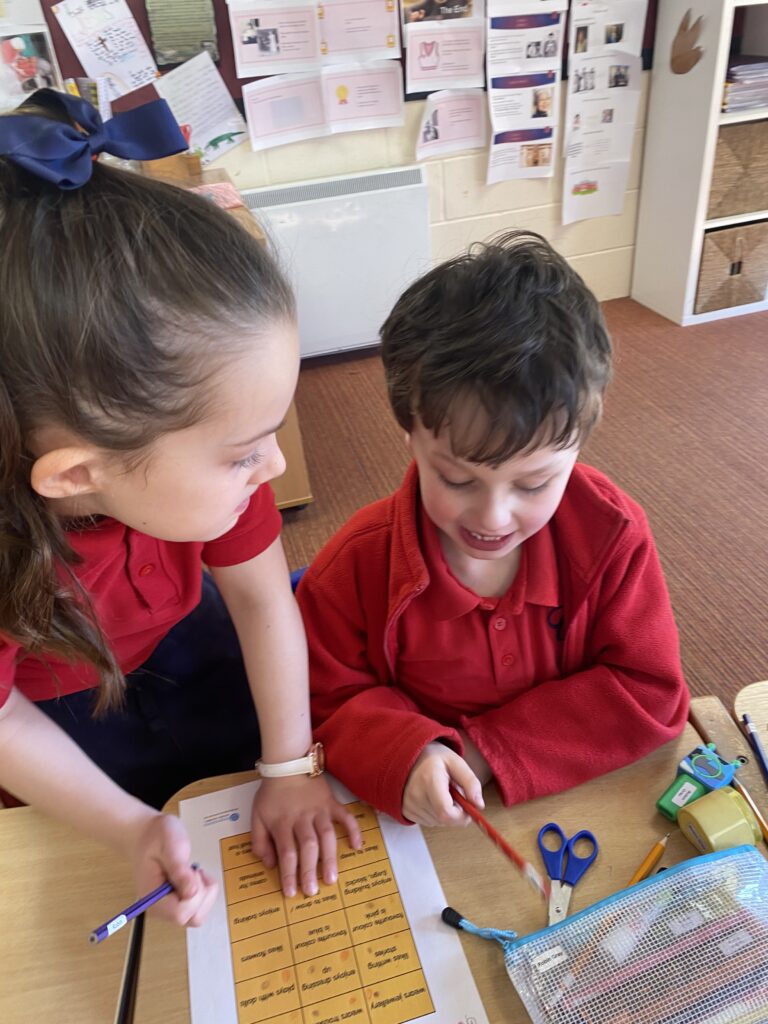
top-left (298, 565), bottom-right (465, 822)
top-left (460, 521), bottom-right (689, 805)
top-left (209, 536), bottom-right (362, 898)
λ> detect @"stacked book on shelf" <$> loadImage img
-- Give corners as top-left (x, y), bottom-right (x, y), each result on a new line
top-left (723, 55), bottom-right (768, 113)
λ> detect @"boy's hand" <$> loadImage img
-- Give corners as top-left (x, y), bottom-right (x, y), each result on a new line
top-left (130, 813), bottom-right (218, 927)
top-left (251, 776), bottom-right (363, 898)
top-left (403, 742), bottom-right (484, 827)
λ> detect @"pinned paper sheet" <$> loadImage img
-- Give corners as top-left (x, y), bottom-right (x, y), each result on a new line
top-left (416, 88), bottom-right (487, 160)
top-left (487, 124), bottom-right (555, 183)
top-left (405, 20), bottom-right (485, 93)
top-left (562, 0), bottom-right (647, 223)
top-left (484, 0), bottom-right (566, 182)
top-left (0, 0), bottom-right (46, 29)
top-left (401, 0), bottom-right (484, 26)
top-left (228, 0), bottom-right (322, 79)
top-left (179, 779), bottom-right (489, 1024)
top-left (52, 0), bottom-right (159, 100)
top-left (319, 0), bottom-right (400, 64)
top-left (0, 27), bottom-right (61, 110)
top-left (243, 60), bottom-right (403, 150)
top-left (156, 52), bottom-right (248, 165)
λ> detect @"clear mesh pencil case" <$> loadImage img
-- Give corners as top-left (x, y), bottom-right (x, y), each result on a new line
top-left (445, 845), bottom-right (768, 1023)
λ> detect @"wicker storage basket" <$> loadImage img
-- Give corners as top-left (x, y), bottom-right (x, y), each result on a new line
top-left (695, 221), bottom-right (768, 314)
top-left (707, 121), bottom-right (768, 220)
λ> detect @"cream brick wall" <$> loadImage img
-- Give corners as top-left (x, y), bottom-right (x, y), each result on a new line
top-left (214, 73), bottom-right (649, 301)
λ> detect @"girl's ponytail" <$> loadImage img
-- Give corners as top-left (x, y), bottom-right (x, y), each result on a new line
top-left (0, 373), bottom-right (125, 713)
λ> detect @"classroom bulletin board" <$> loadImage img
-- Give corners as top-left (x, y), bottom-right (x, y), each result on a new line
top-left (40, 0), bottom-right (660, 113)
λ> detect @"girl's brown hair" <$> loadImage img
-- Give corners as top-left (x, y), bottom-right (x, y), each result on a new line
top-left (0, 98), bottom-right (295, 713)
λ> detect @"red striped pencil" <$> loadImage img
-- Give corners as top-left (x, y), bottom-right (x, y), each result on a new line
top-left (449, 785), bottom-right (550, 901)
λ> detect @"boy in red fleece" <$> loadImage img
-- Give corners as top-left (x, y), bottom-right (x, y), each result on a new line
top-left (297, 231), bottom-right (689, 827)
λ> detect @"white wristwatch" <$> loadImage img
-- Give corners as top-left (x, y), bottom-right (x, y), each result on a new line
top-left (255, 741), bottom-right (325, 779)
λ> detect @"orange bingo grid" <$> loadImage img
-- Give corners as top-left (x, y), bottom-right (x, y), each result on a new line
top-left (220, 802), bottom-right (436, 1024)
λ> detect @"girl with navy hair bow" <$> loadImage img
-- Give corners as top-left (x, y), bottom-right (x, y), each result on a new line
top-left (0, 89), bottom-right (361, 927)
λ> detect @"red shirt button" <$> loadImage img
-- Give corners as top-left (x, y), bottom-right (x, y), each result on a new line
top-left (138, 563), bottom-right (156, 577)
top-left (493, 617), bottom-right (507, 631)
top-left (480, 600), bottom-right (495, 612)
top-left (502, 653), bottom-right (515, 667)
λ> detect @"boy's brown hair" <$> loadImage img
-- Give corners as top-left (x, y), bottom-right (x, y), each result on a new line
top-left (380, 230), bottom-right (612, 465)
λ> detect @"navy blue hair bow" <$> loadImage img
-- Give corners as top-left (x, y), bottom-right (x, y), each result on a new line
top-left (0, 88), bottom-right (187, 190)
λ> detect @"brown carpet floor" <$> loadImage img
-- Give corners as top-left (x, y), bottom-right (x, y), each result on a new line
top-left (282, 298), bottom-right (768, 709)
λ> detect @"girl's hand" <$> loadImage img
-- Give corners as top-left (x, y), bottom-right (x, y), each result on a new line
top-left (250, 776), bottom-right (363, 898)
top-left (403, 742), bottom-right (484, 827)
top-left (129, 813), bottom-right (218, 927)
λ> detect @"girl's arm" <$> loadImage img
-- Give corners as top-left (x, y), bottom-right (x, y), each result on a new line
top-left (0, 688), bottom-right (217, 924)
top-left (209, 535), bottom-right (362, 899)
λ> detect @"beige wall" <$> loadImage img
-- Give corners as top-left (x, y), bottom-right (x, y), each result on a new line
top-left (214, 73), bottom-right (649, 302)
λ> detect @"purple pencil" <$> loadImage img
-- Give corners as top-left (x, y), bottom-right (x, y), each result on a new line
top-left (89, 880), bottom-right (174, 944)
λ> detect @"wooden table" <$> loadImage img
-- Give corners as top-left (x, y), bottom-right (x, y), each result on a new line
top-left (133, 719), bottom-right (734, 1024)
top-left (734, 679), bottom-right (768, 801)
top-left (0, 699), bottom-right (756, 1024)
top-left (0, 810), bottom-right (134, 1023)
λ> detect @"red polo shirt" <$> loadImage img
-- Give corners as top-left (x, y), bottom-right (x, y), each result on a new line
top-left (396, 501), bottom-right (561, 722)
top-left (0, 486), bottom-right (281, 707)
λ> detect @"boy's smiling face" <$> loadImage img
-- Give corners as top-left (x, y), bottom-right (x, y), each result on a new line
top-left (407, 415), bottom-right (578, 573)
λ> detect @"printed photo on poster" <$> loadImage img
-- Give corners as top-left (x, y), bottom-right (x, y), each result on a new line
top-left (402, 0), bottom-right (480, 24)
top-left (531, 85), bottom-right (552, 117)
top-left (605, 22), bottom-right (623, 44)
top-left (571, 65), bottom-right (596, 92)
top-left (608, 63), bottom-right (629, 87)
top-left (1, 30), bottom-right (60, 110)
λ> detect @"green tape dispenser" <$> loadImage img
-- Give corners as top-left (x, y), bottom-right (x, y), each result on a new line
top-left (656, 743), bottom-right (741, 822)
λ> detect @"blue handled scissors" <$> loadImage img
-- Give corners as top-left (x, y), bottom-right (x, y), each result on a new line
top-left (537, 822), bottom-right (599, 925)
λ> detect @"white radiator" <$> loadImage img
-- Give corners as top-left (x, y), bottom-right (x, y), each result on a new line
top-left (241, 166), bottom-right (432, 358)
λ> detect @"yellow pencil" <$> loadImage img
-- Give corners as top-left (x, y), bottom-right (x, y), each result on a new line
top-left (627, 833), bottom-right (670, 885)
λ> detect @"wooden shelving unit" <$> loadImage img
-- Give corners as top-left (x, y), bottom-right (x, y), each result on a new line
top-left (632, 0), bottom-right (768, 325)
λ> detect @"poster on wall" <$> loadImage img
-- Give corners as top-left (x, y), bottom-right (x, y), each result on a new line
top-left (228, 0), bottom-right (322, 79)
top-left (484, 0), bottom-right (566, 183)
top-left (146, 0), bottom-right (219, 66)
top-left (562, 0), bottom-right (647, 223)
top-left (416, 87), bottom-right (487, 160)
top-left (401, 0), bottom-right (484, 25)
top-left (243, 59), bottom-right (403, 150)
top-left (52, 0), bottom-right (159, 100)
top-left (155, 51), bottom-right (248, 164)
top-left (320, 0), bottom-right (401, 64)
top-left (405, 19), bottom-right (485, 93)
top-left (0, 27), bottom-right (61, 110)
